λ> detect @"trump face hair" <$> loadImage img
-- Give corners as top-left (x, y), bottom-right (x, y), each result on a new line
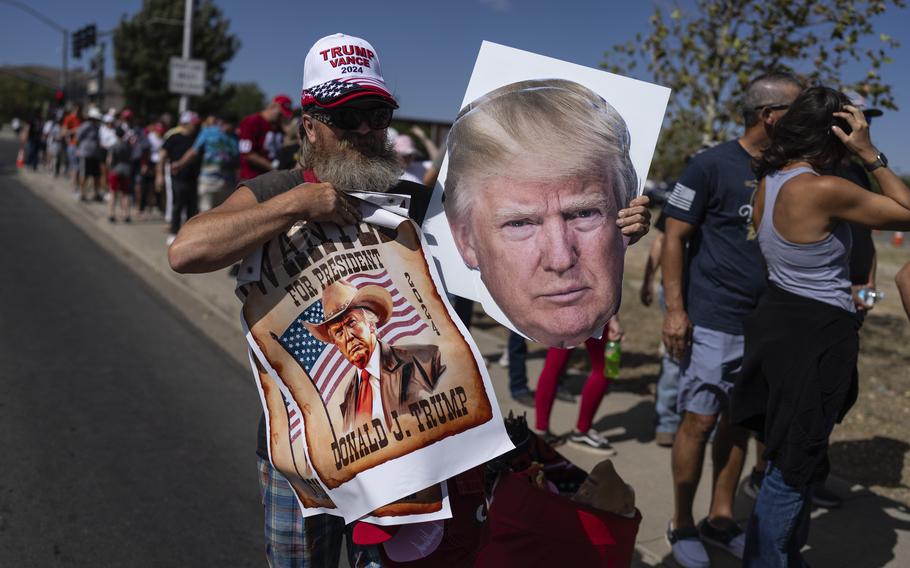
top-left (443, 78), bottom-right (638, 222)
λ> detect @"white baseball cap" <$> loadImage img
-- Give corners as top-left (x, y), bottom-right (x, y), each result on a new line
top-left (301, 33), bottom-right (397, 109)
top-left (179, 110), bottom-right (199, 124)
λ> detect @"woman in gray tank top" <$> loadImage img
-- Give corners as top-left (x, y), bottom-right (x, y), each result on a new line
top-left (734, 87), bottom-right (910, 567)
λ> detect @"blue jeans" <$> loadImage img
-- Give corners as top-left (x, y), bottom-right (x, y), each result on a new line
top-left (743, 464), bottom-right (812, 567)
top-left (655, 352), bottom-right (681, 433)
top-left (507, 331), bottom-right (529, 395)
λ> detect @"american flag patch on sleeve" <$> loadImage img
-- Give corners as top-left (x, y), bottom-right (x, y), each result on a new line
top-left (668, 183), bottom-right (696, 212)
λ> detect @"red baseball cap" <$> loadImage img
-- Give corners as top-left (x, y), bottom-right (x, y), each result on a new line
top-left (353, 520), bottom-right (444, 563)
top-left (300, 33), bottom-right (398, 109)
top-left (272, 94), bottom-right (293, 118)
top-left (352, 521), bottom-right (400, 545)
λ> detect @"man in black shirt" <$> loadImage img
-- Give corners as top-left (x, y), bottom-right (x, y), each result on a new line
top-left (157, 111), bottom-right (200, 245)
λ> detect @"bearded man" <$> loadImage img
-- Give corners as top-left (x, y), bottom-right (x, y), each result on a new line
top-left (169, 31), bottom-right (652, 567)
top-left (168, 32), bottom-right (422, 568)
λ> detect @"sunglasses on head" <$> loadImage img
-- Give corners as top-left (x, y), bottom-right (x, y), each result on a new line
top-left (754, 103), bottom-right (791, 112)
top-left (310, 106), bottom-right (393, 131)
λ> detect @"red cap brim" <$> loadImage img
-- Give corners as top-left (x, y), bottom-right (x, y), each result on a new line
top-left (352, 521), bottom-right (401, 545)
top-left (302, 84), bottom-right (398, 110)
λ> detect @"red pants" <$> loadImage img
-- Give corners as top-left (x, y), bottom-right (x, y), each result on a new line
top-left (535, 336), bottom-right (611, 432)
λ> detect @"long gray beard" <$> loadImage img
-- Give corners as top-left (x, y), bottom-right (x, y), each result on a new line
top-left (303, 135), bottom-right (402, 192)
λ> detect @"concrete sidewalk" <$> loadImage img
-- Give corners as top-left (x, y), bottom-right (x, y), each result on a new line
top-left (17, 168), bottom-right (910, 567)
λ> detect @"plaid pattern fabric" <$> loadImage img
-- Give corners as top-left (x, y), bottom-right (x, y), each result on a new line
top-left (256, 457), bottom-right (384, 568)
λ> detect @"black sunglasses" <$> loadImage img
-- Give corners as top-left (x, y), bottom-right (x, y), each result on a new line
top-left (754, 103), bottom-right (790, 112)
top-left (310, 107), bottom-right (393, 131)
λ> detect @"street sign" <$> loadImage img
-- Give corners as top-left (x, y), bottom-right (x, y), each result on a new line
top-left (168, 57), bottom-right (206, 96)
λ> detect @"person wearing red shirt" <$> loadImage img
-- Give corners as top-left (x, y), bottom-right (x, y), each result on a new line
top-left (62, 104), bottom-right (83, 188)
top-left (237, 94), bottom-right (293, 181)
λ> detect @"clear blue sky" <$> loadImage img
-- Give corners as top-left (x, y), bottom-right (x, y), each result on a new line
top-left (2, 0), bottom-right (909, 173)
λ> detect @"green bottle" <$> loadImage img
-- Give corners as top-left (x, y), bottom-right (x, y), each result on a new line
top-left (605, 340), bottom-right (621, 379)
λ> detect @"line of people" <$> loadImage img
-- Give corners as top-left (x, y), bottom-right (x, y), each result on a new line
top-left (15, 95), bottom-right (303, 243)
top-left (19, 96), bottom-right (448, 254)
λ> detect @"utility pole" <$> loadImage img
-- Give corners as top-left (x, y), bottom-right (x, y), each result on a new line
top-left (63, 29), bottom-right (68, 97)
top-left (179, 0), bottom-right (193, 113)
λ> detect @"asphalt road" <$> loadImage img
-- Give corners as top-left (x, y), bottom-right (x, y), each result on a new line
top-left (0, 139), bottom-right (264, 566)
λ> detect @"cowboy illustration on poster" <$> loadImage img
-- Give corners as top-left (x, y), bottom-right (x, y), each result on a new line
top-left (300, 278), bottom-right (445, 434)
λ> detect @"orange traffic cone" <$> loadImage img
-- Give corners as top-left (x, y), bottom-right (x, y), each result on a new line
top-left (15, 149), bottom-right (25, 168)
top-left (893, 231), bottom-right (904, 247)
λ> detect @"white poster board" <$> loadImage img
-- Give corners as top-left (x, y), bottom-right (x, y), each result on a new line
top-left (422, 41), bottom-right (670, 347)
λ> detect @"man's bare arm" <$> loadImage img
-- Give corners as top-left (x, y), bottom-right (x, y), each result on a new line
top-left (661, 217), bottom-right (696, 359)
top-left (244, 152), bottom-right (273, 172)
top-left (155, 148), bottom-right (168, 191)
top-left (168, 182), bottom-right (360, 274)
top-left (640, 231), bottom-right (664, 306)
top-left (171, 147), bottom-right (198, 174)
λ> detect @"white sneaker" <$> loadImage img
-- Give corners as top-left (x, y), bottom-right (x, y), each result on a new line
top-left (497, 351), bottom-right (509, 367)
top-left (165, 234), bottom-right (177, 246)
top-left (568, 429), bottom-right (617, 455)
top-left (667, 522), bottom-right (710, 568)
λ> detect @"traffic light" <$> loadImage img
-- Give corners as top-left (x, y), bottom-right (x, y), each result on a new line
top-left (85, 25), bottom-right (96, 48)
top-left (71, 24), bottom-right (97, 59)
top-left (72, 28), bottom-right (83, 58)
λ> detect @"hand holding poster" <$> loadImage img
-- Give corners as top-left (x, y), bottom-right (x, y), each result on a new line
top-left (423, 42), bottom-right (670, 348)
top-left (240, 211), bottom-right (512, 522)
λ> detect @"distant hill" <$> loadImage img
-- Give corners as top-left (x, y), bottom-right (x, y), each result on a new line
top-left (0, 64), bottom-right (124, 111)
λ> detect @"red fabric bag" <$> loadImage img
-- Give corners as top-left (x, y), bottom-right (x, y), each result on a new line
top-left (475, 471), bottom-right (641, 568)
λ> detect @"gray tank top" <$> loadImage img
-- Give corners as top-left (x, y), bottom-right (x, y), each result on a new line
top-left (758, 166), bottom-right (855, 312)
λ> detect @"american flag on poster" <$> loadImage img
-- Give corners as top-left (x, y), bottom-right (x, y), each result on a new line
top-left (277, 270), bottom-right (429, 441)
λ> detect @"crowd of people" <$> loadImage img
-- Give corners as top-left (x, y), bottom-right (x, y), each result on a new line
top-left (15, 96), bottom-right (446, 252)
top-left (13, 30), bottom-right (910, 568)
top-left (15, 97), bottom-right (293, 239)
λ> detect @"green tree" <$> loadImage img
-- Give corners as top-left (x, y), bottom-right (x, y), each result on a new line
top-left (220, 82), bottom-right (265, 121)
top-left (0, 72), bottom-right (53, 124)
top-left (604, 0), bottom-right (905, 181)
top-left (112, 0), bottom-right (240, 118)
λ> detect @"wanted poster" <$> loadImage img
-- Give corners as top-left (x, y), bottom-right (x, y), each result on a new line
top-left (239, 215), bottom-right (512, 522)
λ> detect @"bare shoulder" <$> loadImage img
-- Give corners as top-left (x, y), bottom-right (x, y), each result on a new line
top-left (808, 174), bottom-right (853, 191)
top-left (215, 185), bottom-right (257, 212)
top-left (797, 174), bottom-right (863, 207)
